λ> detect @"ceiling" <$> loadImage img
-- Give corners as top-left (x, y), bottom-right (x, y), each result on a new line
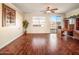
top-left (13, 3), bottom-right (79, 14)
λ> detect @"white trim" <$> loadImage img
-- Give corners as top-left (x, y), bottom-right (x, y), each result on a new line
top-left (0, 33), bottom-right (23, 49)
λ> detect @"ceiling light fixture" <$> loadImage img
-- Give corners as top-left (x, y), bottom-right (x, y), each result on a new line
top-left (46, 10), bottom-right (51, 13)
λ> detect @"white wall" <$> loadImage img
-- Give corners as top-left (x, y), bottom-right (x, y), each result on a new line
top-left (24, 13), bottom-right (50, 33)
top-left (0, 3), bottom-right (24, 49)
top-left (24, 13), bottom-right (64, 33)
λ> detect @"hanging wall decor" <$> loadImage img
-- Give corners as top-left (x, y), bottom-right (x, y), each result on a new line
top-left (2, 4), bottom-right (16, 27)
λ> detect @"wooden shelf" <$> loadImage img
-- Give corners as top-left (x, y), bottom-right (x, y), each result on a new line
top-left (64, 20), bottom-right (69, 30)
top-left (76, 18), bottom-right (79, 30)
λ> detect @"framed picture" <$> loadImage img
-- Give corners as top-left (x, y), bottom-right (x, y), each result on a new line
top-left (2, 4), bottom-right (16, 27)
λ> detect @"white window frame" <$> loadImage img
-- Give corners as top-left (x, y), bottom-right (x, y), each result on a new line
top-left (32, 16), bottom-right (46, 27)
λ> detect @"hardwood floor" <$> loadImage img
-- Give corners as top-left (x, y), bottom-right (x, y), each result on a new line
top-left (0, 33), bottom-right (79, 55)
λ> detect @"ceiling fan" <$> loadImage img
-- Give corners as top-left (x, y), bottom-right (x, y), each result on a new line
top-left (40, 6), bottom-right (58, 13)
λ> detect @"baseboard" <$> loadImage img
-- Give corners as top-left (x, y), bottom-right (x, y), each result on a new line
top-left (0, 33), bottom-right (24, 49)
top-left (27, 33), bottom-right (50, 34)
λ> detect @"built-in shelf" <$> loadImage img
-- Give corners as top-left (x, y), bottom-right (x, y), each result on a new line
top-left (64, 20), bottom-right (69, 30)
top-left (76, 18), bottom-right (79, 30)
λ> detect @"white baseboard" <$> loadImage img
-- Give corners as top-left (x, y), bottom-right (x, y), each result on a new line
top-left (0, 33), bottom-right (24, 49)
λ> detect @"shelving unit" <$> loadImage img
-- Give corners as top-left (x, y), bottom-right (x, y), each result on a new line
top-left (76, 18), bottom-right (79, 30)
top-left (64, 19), bottom-right (69, 30)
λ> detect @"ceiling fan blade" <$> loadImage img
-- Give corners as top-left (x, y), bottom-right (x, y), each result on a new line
top-left (51, 10), bottom-right (55, 13)
top-left (40, 10), bottom-right (46, 13)
top-left (47, 7), bottom-right (50, 10)
top-left (40, 10), bottom-right (46, 12)
top-left (51, 8), bottom-right (58, 10)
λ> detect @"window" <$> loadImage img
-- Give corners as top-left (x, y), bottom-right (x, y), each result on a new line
top-left (50, 16), bottom-right (62, 32)
top-left (32, 16), bottom-right (46, 27)
top-left (51, 16), bottom-right (61, 25)
top-left (69, 18), bottom-right (75, 24)
top-left (51, 16), bottom-right (61, 22)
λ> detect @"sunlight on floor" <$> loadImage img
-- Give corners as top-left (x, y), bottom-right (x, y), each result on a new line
top-left (48, 34), bottom-right (58, 51)
top-left (31, 33), bottom-right (58, 51)
top-left (32, 38), bottom-right (46, 48)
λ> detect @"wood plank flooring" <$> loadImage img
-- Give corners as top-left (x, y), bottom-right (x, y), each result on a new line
top-left (0, 33), bottom-right (79, 55)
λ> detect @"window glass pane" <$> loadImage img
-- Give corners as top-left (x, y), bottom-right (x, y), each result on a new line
top-left (69, 18), bottom-right (75, 24)
top-left (32, 16), bottom-right (46, 27)
top-left (51, 16), bottom-right (61, 22)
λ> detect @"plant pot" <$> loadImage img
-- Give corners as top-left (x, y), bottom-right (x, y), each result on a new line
top-left (24, 31), bottom-right (27, 35)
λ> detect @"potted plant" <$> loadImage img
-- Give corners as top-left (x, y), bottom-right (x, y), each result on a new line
top-left (69, 15), bottom-right (76, 19)
top-left (22, 20), bottom-right (29, 34)
top-left (76, 14), bottom-right (79, 18)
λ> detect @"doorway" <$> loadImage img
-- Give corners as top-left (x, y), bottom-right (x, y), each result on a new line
top-left (50, 16), bottom-right (61, 33)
